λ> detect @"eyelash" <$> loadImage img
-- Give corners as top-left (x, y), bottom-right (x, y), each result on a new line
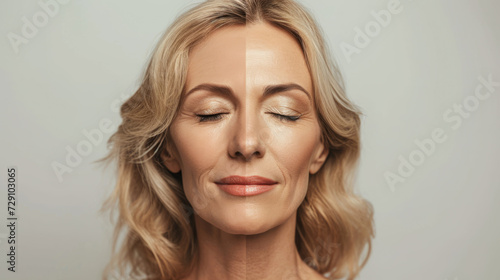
top-left (270, 113), bottom-right (301, 122)
top-left (195, 113), bottom-right (301, 122)
top-left (196, 113), bottom-right (227, 122)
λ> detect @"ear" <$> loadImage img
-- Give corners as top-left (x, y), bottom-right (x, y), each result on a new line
top-left (309, 137), bottom-right (329, 175)
top-left (160, 144), bottom-right (181, 174)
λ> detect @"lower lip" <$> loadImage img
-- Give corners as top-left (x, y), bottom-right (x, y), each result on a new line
top-left (216, 184), bottom-right (276, 196)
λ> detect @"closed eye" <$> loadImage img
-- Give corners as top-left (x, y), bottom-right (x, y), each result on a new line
top-left (196, 113), bottom-right (302, 122)
top-left (196, 113), bottom-right (227, 122)
top-left (269, 113), bottom-right (302, 122)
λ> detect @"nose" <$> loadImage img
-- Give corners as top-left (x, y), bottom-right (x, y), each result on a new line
top-left (228, 111), bottom-right (266, 162)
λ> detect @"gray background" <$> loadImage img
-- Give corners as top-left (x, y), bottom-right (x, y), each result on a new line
top-left (1, 0), bottom-right (499, 279)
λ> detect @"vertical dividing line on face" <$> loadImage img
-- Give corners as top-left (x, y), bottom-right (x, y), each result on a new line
top-left (244, 22), bottom-right (250, 276)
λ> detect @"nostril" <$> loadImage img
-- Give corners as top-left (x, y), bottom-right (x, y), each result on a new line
top-left (232, 150), bottom-right (262, 161)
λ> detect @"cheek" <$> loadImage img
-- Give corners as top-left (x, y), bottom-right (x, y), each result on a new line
top-left (172, 122), bottom-right (227, 201)
top-left (269, 124), bottom-right (321, 181)
top-left (172, 124), bottom-right (225, 181)
top-left (268, 124), bottom-right (321, 216)
top-left (171, 124), bottom-right (227, 211)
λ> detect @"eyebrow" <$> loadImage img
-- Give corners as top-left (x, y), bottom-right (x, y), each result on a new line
top-left (263, 83), bottom-right (311, 101)
top-left (185, 83), bottom-right (311, 101)
top-left (185, 83), bottom-right (233, 98)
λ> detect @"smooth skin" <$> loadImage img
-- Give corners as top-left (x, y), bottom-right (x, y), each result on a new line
top-left (162, 22), bottom-right (329, 280)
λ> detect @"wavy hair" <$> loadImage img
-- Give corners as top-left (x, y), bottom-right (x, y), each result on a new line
top-left (100, 0), bottom-right (374, 279)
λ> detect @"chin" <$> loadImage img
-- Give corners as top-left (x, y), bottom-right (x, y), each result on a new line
top-left (213, 208), bottom-right (279, 235)
top-left (219, 220), bottom-right (274, 235)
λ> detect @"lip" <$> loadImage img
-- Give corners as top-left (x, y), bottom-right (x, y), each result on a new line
top-left (216, 175), bottom-right (277, 196)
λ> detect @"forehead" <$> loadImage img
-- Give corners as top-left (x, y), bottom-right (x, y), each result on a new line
top-left (185, 22), bottom-right (312, 96)
top-left (186, 24), bottom-right (246, 89)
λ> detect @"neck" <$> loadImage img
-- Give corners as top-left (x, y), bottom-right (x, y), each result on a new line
top-left (186, 211), bottom-right (311, 280)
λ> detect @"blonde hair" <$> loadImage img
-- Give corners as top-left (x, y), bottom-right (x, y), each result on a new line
top-left (100, 0), bottom-right (374, 279)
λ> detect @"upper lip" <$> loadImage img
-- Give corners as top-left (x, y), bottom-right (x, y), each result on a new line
top-left (216, 175), bottom-right (277, 185)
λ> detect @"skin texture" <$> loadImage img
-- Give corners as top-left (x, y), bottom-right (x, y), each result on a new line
top-left (162, 22), bottom-right (329, 280)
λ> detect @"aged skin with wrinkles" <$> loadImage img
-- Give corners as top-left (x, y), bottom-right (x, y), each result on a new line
top-left (162, 22), bottom-right (329, 280)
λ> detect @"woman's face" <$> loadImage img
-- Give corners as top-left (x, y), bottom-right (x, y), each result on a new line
top-left (162, 22), bottom-right (329, 235)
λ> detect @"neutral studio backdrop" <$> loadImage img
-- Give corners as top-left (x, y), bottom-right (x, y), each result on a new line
top-left (1, 0), bottom-right (499, 279)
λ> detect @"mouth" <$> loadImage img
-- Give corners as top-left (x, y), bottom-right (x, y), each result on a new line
top-left (215, 175), bottom-right (278, 196)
